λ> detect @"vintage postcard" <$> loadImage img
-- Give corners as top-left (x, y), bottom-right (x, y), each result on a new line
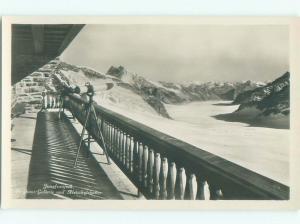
top-left (1, 16), bottom-right (300, 209)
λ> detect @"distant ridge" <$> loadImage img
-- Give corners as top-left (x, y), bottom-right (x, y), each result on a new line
top-left (214, 72), bottom-right (290, 129)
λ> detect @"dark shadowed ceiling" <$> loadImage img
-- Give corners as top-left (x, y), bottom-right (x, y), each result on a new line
top-left (11, 24), bottom-right (84, 84)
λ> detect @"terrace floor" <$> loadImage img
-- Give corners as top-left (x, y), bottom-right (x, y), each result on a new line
top-left (11, 110), bottom-right (141, 200)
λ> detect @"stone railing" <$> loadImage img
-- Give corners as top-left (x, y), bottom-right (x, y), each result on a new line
top-left (61, 93), bottom-right (289, 200)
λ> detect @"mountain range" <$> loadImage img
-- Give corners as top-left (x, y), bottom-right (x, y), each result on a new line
top-left (14, 59), bottom-right (289, 129)
top-left (56, 62), bottom-right (289, 125)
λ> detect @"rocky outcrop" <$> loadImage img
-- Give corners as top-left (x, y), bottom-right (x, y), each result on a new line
top-left (234, 72), bottom-right (289, 113)
top-left (222, 72), bottom-right (290, 129)
top-left (144, 96), bottom-right (171, 119)
top-left (106, 66), bottom-right (127, 79)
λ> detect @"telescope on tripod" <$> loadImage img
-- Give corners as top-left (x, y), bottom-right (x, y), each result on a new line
top-left (73, 82), bottom-right (113, 167)
top-left (57, 81), bottom-right (114, 167)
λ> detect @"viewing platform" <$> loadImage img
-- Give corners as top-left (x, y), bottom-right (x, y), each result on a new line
top-left (11, 92), bottom-right (289, 200)
top-left (11, 110), bottom-right (141, 200)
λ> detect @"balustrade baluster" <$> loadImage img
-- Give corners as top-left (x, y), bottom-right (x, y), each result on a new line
top-left (119, 131), bottom-right (123, 164)
top-left (117, 128), bottom-right (121, 159)
top-left (100, 118), bottom-right (104, 136)
top-left (45, 93), bottom-right (48, 108)
top-left (106, 123), bottom-right (110, 151)
top-left (133, 140), bottom-right (139, 177)
top-left (120, 131), bottom-right (124, 164)
top-left (123, 133), bottom-right (127, 168)
top-left (113, 126), bottom-right (118, 158)
top-left (56, 95), bottom-right (59, 108)
top-left (111, 126), bottom-right (115, 155)
top-left (116, 128), bottom-right (120, 160)
top-left (53, 95), bottom-right (56, 108)
top-left (111, 125), bottom-right (114, 153)
top-left (102, 122), bottom-right (106, 140)
top-left (147, 149), bottom-right (154, 195)
top-left (110, 125), bottom-right (113, 152)
top-left (51, 94), bottom-right (54, 108)
top-left (138, 143), bottom-right (144, 184)
top-left (107, 123), bottom-right (110, 143)
top-left (143, 146), bottom-right (149, 189)
top-left (107, 123), bottom-right (111, 152)
top-left (153, 153), bottom-right (161, 199)
top-left (111, 126), bottom-right (115, 156)
top-left (160, 158), bottom-right (168, 200)
top-left (54, 94), bottom-right (58, 108)
top-left (107, 123), bottom-right (110, 151)
top-left (129, 137), bottom-right (134, 172)
top-left (125, 135), bottom-right (130, 170)
top-left (46, 94), bottom-right (48, 108)
top-left (103, 122), bottom-right (106, 141)
top-left (106, 123), bottom-right (109, 140)
top-left (117, 128), bottom-right (121, 158)
top-left (48, 94), bottom-right (51, 108)
top-left (122, 132), bottom-right (126, 166)
top-left (168, 162), bottom-right (177, 200)
top-left (177, 168), bottom-right (186, 200)
top-left (204, 181), bottom-right (210, 200)
top-left (123, 133), bottom-right (128, 169)
top-left (188, 174), bottom-right (198, 200)
top-left (123, 132), bottom-right (127, 166)
top-left (55, 95), bottom-right (58, 108)
top-left (50, 94), bottom-right (52, 108)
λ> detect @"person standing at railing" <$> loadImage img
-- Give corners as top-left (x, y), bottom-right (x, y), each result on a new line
top-left (58, 84), bottom-right (70, 119)
top-left (58, 83), bottom-right (81, 119)
top-left (47, 92), bottom-right (52, 109)
top-left (40, 91), bottom-right (47, 111)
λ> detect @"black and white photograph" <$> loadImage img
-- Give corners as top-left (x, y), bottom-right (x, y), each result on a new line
top-left (2, 16), bottom-right (300, 209)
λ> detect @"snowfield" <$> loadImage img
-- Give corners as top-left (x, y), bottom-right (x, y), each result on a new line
top-left (165, 102), bottom-right (289, 186)
top-left (99, 100), bottom-right (289, 186)
top-left (59, 69), bottom-right (159, 117)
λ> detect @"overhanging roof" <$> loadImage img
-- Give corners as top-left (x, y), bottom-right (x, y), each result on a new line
top-left (12, 24), bottom-right (84, 84)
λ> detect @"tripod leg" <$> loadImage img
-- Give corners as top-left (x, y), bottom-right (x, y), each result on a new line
top-left (86, 133), bottom-right (91, 158)
top-left (74, 107), bottom-right (91, 167)
top-left (91, 106), bottom-right (111, 164)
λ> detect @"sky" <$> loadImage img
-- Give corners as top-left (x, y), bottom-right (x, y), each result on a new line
top-left (61, 24), bottom-right (289, 82)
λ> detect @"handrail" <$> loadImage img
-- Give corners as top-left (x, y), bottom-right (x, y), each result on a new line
top-left (64, 93), bottom-right (289, 200)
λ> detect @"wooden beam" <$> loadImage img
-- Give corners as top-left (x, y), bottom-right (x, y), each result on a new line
top-left (12, 24), bottom-right (85, 84)
top-left (44, 30), bottom-right (68, 35)
top-left (57, 25), bottom-right (84, 55)
top-left (31, 25), bottom-right (44, 54)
